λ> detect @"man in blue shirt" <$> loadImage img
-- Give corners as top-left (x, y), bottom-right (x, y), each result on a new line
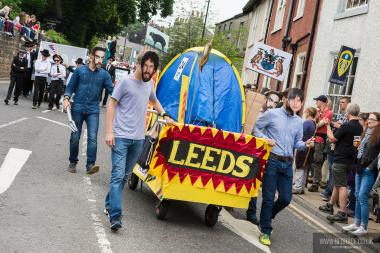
top-left (63, 47), bottom-right (113, 174)
top-left (253, 88), bottom-right (314, 246)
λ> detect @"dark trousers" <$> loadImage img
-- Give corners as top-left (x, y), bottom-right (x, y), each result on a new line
top-left (101, 88), bottom-right (109, 106)
top-left (260, 157), bottom-right (293, 235)
top-left (33, 76), bottom-right (46, 106)
top-left (48, 80), bottom-right (64, 108)
top-left (6, 73), bottom-right (24, 102)
top-left (23, 68), bottom-right (33, 96)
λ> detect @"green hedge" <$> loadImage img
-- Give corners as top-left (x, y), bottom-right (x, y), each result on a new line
top-left (44, 30), bottom-right (71, 45)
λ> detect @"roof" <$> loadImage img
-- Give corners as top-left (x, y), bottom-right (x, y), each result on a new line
top-left (215, 12), bottom-right (247, 26)
top-left (242, 0), bottom-right (261, 14)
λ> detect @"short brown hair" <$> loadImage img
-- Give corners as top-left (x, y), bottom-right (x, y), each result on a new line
top-left (306, 107), bottom-right (317, 118)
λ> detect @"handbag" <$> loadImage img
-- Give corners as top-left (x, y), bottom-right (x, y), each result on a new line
top-left (137, 120), bottom-right (161, 169)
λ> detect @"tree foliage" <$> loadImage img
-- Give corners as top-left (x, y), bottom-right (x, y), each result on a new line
top-left (12, 0), bottom-right (174, 47)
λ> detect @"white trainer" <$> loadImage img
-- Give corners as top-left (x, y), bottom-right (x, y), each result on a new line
top-left (342, 223), bottom-right (359, 231)
top-left (351, 226), bottom-right (368, 236)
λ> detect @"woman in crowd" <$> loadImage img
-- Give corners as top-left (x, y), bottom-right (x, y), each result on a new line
top-left (293, 107), bottom-right (317, 194)
top-left (343, 112), bottom-right (380, 236)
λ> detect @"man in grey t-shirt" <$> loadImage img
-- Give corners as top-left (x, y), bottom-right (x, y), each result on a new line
top-left (104, 51), bottom-right (174, 231)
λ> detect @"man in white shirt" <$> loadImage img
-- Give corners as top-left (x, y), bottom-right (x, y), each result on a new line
top-left (48, 54), bottom-right (66, 110)
top-left (32, 49), bottom-right (51, 109)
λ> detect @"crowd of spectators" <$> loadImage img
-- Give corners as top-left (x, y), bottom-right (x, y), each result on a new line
top-left (0, 5), bottom-right (40, 41)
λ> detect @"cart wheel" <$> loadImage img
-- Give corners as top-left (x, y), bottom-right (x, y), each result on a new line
top-left (155, 200), bottom-right (170, 220)
top-left (205, 205), bottom-right (220, 227)
top-left (128, 173), bottom-right (139, 190)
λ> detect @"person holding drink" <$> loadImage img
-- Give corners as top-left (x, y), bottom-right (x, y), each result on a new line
top-left (342, 112), bottom-right (380, 236)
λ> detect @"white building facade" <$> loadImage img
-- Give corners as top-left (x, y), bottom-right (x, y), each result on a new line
top-left (305, 0), bottom-right (380, 113)
top-left (241, 0), bottom-right (272, 87)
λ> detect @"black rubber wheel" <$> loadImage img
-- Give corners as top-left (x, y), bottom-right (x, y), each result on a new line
top-left (128, 173), bottom-right (139, 190)
top-left (205, 204), bottom-right (220, 227)
top-left (155, 200), bottom-right (170, 220)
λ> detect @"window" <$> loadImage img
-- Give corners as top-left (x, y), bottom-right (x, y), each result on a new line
top-left (292, 53), bottom-right (306, 88)
top-left (224, 23), bottom-right (227, 31)
top-left (263, 76), bottom-right (271, 88)
top-left (273, 0), bottom-right (286, 31)
top-left (294, 0), bottom-right (306, 20)
top-left (346, 0), bottom-right (368, 9)
top-left (335, 0), bottom-right (369, 20)
top-left (327, 54), bottom-right (359, 113)
top-left (237, 22), bottom-right (245, 49)
top-left (229, 22), bottom-right (233, 31)
top-left (249, 11), bottom-right (259, 45)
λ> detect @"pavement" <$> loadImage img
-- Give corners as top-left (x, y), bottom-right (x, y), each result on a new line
top-left (0, 80), bottom-right (379, 253)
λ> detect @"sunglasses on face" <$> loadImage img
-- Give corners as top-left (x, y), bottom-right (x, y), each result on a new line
top-left (54, 60), bottom-right (60, 62)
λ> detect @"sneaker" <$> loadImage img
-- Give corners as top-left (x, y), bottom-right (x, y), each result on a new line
top-left (351, 226), bottom-right (367, 236)
top-left (48, 106), bottom-right (53, 110)
top-left (292, 189), bottom-right (305, 195)
top-left (327, 211), bottom-right (348, 223)
top-left (308, 184), bottom-right (319, 192)
top-left (67, 163), bottom-right (77, 173)
top-left (110, 219), bottom-right (122, 231)
top-left (259, 233), bottom-right (271, 246)
top-left (342, 223), bottom-right (360, 232)
top-left (4, 99), bottom-right (9, 105)
top-left (103, 208), bottom-right (110, 218)
top-left (14, 101), bottom-right (18, 105)
top-left (320, 192), bottom-right (330, 201)
top-left (319, 203), bottom-right (334, 214)
top-left (32, 105), bottom-right (37, 109)
top-left (37, 105), bottom-right (41, 108)
top-left (373, 235), bottom-right (380, 243)
top-left (86, 164), bottom-right (99, 175)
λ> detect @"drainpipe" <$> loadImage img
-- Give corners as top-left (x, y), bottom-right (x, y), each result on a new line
top-left (301, 0), bottom-right (322, 91)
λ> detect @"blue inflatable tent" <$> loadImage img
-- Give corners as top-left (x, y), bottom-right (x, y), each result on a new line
top-left (156, 47), bottom-right (246, 133)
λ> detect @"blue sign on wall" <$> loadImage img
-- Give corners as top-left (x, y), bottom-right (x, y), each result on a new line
top-left (329, 45), bottom-right (356, 86)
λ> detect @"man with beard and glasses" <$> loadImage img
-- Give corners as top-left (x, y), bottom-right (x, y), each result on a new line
top-left (63, 47), bottom-right (113, 175)
top-left (253, 88), bottom-right (315, 246)
top-left (103, 51), bottom-right (174, 231)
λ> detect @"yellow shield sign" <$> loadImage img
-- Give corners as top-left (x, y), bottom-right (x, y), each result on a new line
top-left (338, 50), bottom-right (353, 77)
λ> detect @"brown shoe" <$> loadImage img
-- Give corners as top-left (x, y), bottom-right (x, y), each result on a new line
top-left (86, 164), bottom-right (99, 175)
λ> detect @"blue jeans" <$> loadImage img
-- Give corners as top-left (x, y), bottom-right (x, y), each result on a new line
top-left (260, 158), bottom-right (293, 235)
top-left (354, 168), bottom-right (375, 229)
top-left (69, 111), bottom-right (99, 167)
top-left (0, 18), bottom-right (4, 31)
top-left (324, 153), bottom-right (335, 196)
top-left (247, 197), bottom-right (257, 221)
top-left (105, 138), bottom-right (144, 221)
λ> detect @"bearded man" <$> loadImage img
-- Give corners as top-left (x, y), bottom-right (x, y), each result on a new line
top-left (103, 51), bottom-right (174, 231)
top-left (63, 47), bottom-right (114, 175)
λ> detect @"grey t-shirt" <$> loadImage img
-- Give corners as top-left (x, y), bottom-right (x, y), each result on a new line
top-left (112, 74), bottom-right (156, 140)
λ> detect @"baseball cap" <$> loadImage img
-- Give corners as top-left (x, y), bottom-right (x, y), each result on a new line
top-left (313, 95), bottom-right (327, 103)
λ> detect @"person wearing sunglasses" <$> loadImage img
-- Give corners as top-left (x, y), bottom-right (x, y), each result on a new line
top-left (48, 54), bottom-right (66, 110)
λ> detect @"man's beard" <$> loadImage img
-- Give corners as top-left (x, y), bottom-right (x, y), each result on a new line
top-left (95, 62), bottom-right (102, 68)
top-left (142, 72), bottom-right (153, 82)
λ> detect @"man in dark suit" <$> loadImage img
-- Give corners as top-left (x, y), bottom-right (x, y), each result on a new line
top-left (101, 56), bottom-right (116, 107)
top-left (4, 49), bottom-right (28, 105)
top-left (23, 41), bottom-right (38, 96)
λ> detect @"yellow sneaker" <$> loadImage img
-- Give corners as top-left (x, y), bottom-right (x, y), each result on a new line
top-left (259, 233), bottom-right (271, 246)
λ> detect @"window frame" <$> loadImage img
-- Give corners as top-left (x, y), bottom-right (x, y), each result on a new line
top-left (293, 0), bottom-right (306, 21)
top-left (326, 51), bottom-right (360, 113)
top-left (292, 52), bottom-right (306, 88)
top-left (335, 0), bottom-right (369, 20)
top-left (273, 0), bottom-right (287, 32)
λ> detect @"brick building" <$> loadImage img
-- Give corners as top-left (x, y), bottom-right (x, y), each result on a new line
top-left (253, 0), bottom-right (323, 95)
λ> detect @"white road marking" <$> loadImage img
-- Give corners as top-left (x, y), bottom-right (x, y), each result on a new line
top-left (0, 148), bottom-right (32, 194)
top-left (219, 209), bottom-right (271, 253)
top-left (41, 110), bottom-right (51, 113)
top-left (0, 117), bottom-right (28, 129)
top-left (36, 116), bottom-right (70, 129)
top-left (81, 129), bottom-right (87, 156)
top-left (83, 176), bottom-right (113, 253)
